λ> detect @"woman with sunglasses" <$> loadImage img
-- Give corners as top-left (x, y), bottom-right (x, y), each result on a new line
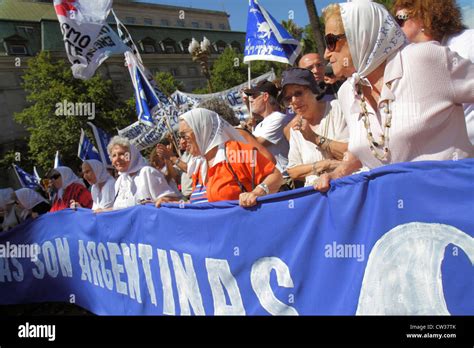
top-left (49, 166), bottom-right (92, 212)
top-left (313, 1), bottom-right (474, 192)
top-left (393, 0), bottom-right (474, 145)
top-left (175, 108), bottom-right (282, 207)
top-left (279, 67), bottom-right (350, 187)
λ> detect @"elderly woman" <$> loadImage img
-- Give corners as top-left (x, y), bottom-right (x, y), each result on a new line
top-left (49, 166), bottom-right (92, 212)
top-left (176, 108), bottom-right (282, 207)
top-left (78, 159), bottom-right (116, 210)
top-left (14, 188), bottom-right (50, 219)
top-left (315, 1), bottom-right (474, 191)
top-left (108, 136), bottom-right (178, 210)
top-left (279, 67), bottom-right (349, 186)
top-left (393, 0), bottom-right (474, 144)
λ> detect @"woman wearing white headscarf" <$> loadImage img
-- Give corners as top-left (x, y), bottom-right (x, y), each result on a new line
top-left (79, 159), bottom-right (115, 210)
top-left (176, 108), bottom-right (283, 207)
top-left (315, 0), bottom-right (474, 191)
top-left (107, 136), bottom-right (178, 210)
top-left (49, 166), bottom-right (92, 212)
top-left (0, 188), bottom-right (21, 231)
top-left (14, 188), bottom-right (50, 219)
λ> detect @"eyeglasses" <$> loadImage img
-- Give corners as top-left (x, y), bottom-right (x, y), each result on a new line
top-left (325, 33), bottom-right (346, 52)
top-left (395, 13), bottom-right (409, 27)
top-left (249, 92), bottom-right (263, 101)
top-left (282, 89), bottom-right (307, 106)
top-left (49, 173), bottom-right (61, 180)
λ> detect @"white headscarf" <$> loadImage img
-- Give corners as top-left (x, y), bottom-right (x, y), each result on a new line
top-left (339, 0), bottom-right (407, 90)
top-left (180, 108), bottom-right (246, 182)
top-left (84, 159), bottom-right (112, 184)
top-left (0, 188), bottom-right (14, 210)
top-left (114, 141), bottom-right (148, 197)
top-left (55, 166), bottom-right (85, 199)
top-left (15, 188), bottom-right (48, 210)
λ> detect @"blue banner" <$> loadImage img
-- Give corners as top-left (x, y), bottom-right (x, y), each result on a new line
top-left (1, 160), bottom-right (473, 315)
top-left (244, 0), bottom-right (302, 64)
top-left (12, 164), bottom-right (41, 190)
top-left (78, 129), bottom-right (101, 162)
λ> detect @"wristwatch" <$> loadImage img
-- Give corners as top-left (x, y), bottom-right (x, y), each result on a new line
top-left (257, 183), bottom-right (270, 195)
top-left (317, 135), bottom-right (327, 147)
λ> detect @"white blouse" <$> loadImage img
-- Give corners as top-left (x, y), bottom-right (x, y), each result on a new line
top-left (113, 166), bottom-right (177, 210)
top-left (288, 100), bottom-right (349, 186)
top-left (91, 176), bottom-right (116, 210)
top-left (338, 42), bottom-right (474, 170)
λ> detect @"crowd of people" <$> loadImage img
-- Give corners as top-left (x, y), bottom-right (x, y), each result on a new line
top-left (1, 0), bottom-right (473, 231)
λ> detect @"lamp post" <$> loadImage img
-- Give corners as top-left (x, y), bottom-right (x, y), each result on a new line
top-left (188, 37), bottom-right (213, 92)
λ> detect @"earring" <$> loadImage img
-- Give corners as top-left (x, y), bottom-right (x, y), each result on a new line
top-left (421, 28), bottom-right (425, 32)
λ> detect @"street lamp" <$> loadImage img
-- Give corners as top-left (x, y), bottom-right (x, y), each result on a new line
top-left (188, 37), bottom-right (213, 92)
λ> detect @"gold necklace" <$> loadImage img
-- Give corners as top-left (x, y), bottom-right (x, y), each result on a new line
top-left (357, 84), bottom-right (392, 161)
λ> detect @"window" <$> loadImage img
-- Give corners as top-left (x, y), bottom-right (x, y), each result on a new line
top-left (205, 22), bottom-right (213, 29)
top-left (144, 18), bottom-right (153, 25)
top-left (176, 19), bottom-right (185, 27)
top-left (125, 17), bottom-right (136, 24)
top-left (231, 41), bottom-right (242, 53)
top-left (16, 26), bottom-right (34, 35)
top-left (191, 22), bottom-right (199, 28)
top-left (214, 40), bottom-right (227, 54)
top-left (143, 44), bottom-right (156, 53)
top-left (219, 23), bottom-right (227, 30)
top-left (161, 38), bottom-right (177, 54)
top-left (180, 39), bottom-right (191, 53)
top-left (9, 44), bottom-right (28, 55)
top-left (139, 37), bottom-right (157, 54)
top-left (161, 19), bottom-right (169, 26)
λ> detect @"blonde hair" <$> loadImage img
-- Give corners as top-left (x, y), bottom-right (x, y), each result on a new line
top-left (323, 4), bottom-right (344, 33)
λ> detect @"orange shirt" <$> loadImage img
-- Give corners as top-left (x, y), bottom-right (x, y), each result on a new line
top-left (195, 141), bottom-right (275, 202)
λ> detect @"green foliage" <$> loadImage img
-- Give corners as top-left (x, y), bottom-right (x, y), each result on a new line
top-left (154, 71), bottom-right (184, 96)
top-left (374, 0), bottom-right (394, 11)
top-left (13, 51), bottom-right (135, 172)
top-left (199, 47), bottom-right (288, 94)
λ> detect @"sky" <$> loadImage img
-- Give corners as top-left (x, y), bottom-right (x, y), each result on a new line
top-left (137, 0), bottom-right (474, 31)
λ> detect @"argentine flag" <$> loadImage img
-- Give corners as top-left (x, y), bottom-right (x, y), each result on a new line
top-left (78, 129), bottom-right (101, 161)
top-left (244, 0), bottom-right (302, 65)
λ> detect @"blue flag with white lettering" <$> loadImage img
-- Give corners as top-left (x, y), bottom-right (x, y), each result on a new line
top-left (244, 0), bottom-right (302, 64)
top-left (78, 129), bottom-right (101, 161)
top-left (1, 160), bottom-right (473, 315)
top-left (12, 164), bottom-right (41, 189)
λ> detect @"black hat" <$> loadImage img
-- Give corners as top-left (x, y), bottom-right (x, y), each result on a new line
top-left (278, 67), bottom-right (323, 102)
top-left (243, 80), bottom-right (279, 99)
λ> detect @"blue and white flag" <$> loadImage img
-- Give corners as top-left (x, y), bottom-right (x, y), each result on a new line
top-left (87, 122), bottom-right (112, 166)
top-left (54, 151), bottom-right (62, 169)
top-left (126, 51), bottom-right (159, 127)
top-left (78, 129), bottom-right (101, 161)
top-left (244, 0), bottom-right (302, 64)
top-left (12, 164), bottom-right (41, 189)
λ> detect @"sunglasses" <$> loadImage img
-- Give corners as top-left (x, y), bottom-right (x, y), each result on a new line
top-left (395, 13), bottom-right (409, 27)
top-left (282, 89), bottom-right (306, 106)
top-left (325, 33), bottom-right (346, 52)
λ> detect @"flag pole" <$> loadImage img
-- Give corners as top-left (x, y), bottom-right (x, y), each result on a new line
top-left (247, 61), bottom-right (253, 130)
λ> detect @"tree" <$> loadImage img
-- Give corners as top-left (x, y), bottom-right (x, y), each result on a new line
top-left (13, 51), bottom-right (135, 172)
top-left (305, 0), bottom-right (326, 55)
top-left (374, 0), bottom-right (394, 11)
top-left (281, 19), bottom-right (304, 41)
top-left (154, 71), bottom-right (184, 97)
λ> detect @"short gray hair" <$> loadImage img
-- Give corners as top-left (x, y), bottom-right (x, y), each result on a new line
top-left (198, 98), bottom-right (239, 126)
top-left (107, 136), bottom-right (131, 156)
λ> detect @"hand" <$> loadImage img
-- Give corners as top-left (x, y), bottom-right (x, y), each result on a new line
top-left (156, 144), bottom-right (173, 160)
top-left (239, 192), bottom-right (259, 208)
top-left (69, 200), bottom-right (81, 210)
top-left (155, 196), bottom-right (180, 208)
top-left (313, 173), bottom-right (332, 192)
top-left (293, 117), bottom-right (315, 143)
